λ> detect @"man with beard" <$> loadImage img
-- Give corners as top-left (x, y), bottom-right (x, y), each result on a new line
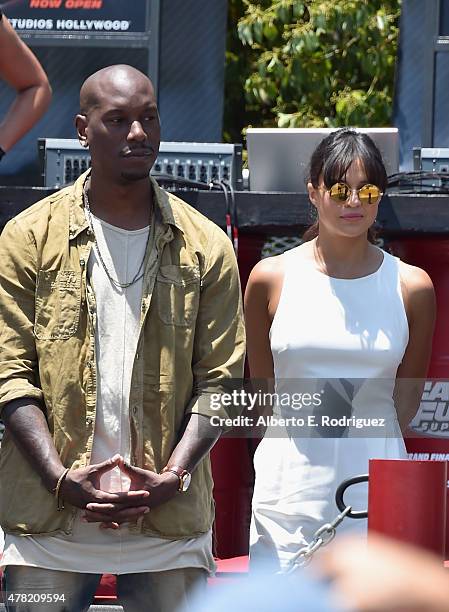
top-left (0, 64), bottom-right (245, 612)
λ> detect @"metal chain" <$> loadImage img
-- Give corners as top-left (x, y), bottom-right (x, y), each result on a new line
top-left (83, 181), bottom-right (150, 289)
top-left (285, 505), bottom-right (353, 573)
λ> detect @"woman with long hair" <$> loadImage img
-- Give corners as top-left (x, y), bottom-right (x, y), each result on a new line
top-left (245, 128), bottom-right (436, 572)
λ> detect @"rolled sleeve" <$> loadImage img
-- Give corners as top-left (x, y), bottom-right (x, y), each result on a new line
top-left (0, 219), bottom-right (43, 413)
top-left (185, 225), bottom-right (245, 421)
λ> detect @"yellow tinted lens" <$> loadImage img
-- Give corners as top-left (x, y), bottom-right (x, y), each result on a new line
top-left (358, 184), bottom-right (381, 204)
top-left (329, 183), bottom-right (350, 202)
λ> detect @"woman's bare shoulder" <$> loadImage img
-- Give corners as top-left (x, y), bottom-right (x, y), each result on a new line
top-left (398, 260), bottom-right (434, 294)
top-left (247, 254), bottom-right (285, 288)
top-left (398, 260), bottom-right (436, 324)
top-left (248, 244), bottom-right (310, 284)
top-left (245, 255), bottom-right (284, 306)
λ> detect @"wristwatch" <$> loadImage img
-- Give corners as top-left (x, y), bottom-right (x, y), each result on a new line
top-left (161, 465), bottom-right (192, 492)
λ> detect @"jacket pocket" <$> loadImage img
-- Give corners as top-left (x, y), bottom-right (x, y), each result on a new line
top-left (156, 264), bottom-right (200, 327)
top-left (34, 270), bottom-right (81, 340)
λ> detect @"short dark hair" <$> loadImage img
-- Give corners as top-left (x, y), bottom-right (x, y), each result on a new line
top-left (304, 128), bottom-right (387, 243)
top-left (308, 128), bottom-right (388, 191)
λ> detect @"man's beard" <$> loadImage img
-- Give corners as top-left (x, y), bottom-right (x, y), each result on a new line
top-left (120, 169), bottom-right (150, 182)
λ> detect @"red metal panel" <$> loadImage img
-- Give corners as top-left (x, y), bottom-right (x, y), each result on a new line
top-left (368, 459), bottom-right (447, 558)
top-left (211, 234), bottom-right (265, 558)
top-left (389, 237), bottom-right (449, 557)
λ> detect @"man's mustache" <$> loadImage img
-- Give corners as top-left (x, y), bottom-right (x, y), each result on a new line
top-left (120, 146), bottom-right (155, 157)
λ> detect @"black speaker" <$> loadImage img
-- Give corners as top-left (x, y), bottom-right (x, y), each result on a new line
top-left (394, 0), bottom-right (449, 169)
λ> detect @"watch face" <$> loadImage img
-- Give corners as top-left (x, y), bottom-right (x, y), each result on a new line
top-left (181, 472), bottom-right (192, 492)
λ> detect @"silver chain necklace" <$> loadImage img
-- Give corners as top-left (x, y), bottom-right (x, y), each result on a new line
top-left (83, 182), bottom-right (150, 289)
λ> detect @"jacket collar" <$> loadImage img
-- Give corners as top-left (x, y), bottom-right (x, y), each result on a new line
top-left (68, 170), bottom-right (184, 239)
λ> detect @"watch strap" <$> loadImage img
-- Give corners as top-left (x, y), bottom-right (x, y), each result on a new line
top-left (161, 465), bottom-right (189, 491)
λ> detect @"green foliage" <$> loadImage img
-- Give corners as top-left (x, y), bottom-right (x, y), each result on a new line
top-left (223, 0), bottom-right (401, 140)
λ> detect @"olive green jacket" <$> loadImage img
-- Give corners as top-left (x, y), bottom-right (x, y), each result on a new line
top-left (0, 171), bottom-right (245, 538)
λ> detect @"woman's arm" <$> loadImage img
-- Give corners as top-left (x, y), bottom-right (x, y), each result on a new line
top-left (244, 258), bottom-right (280, 428)
top-left (0, 12), bottom-right (52, 153)
top-left (395, 262), bottom-right (436, 432)
top-left (244, 257), bottom-right (281, 382)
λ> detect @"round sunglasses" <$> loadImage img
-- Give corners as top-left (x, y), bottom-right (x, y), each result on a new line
top-left (319, 182), bottom-right (383, 205)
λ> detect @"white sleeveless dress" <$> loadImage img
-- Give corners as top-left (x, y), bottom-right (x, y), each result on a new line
top-left (249, 246), bottom-right (409, 572)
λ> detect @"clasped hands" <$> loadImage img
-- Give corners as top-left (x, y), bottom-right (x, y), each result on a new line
top-left (59, 454), bottom-right (179, 529)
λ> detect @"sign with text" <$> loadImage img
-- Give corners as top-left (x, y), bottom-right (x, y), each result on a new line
top-left (3, 0), bottom-right (148, 34)
top-left (410, 380), bottom-right (449, 438)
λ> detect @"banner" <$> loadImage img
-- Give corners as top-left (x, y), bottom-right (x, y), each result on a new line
top-left (2, 0), bottom-right (148, 34)
top-left (410, 380), bottom-right (449, 440)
